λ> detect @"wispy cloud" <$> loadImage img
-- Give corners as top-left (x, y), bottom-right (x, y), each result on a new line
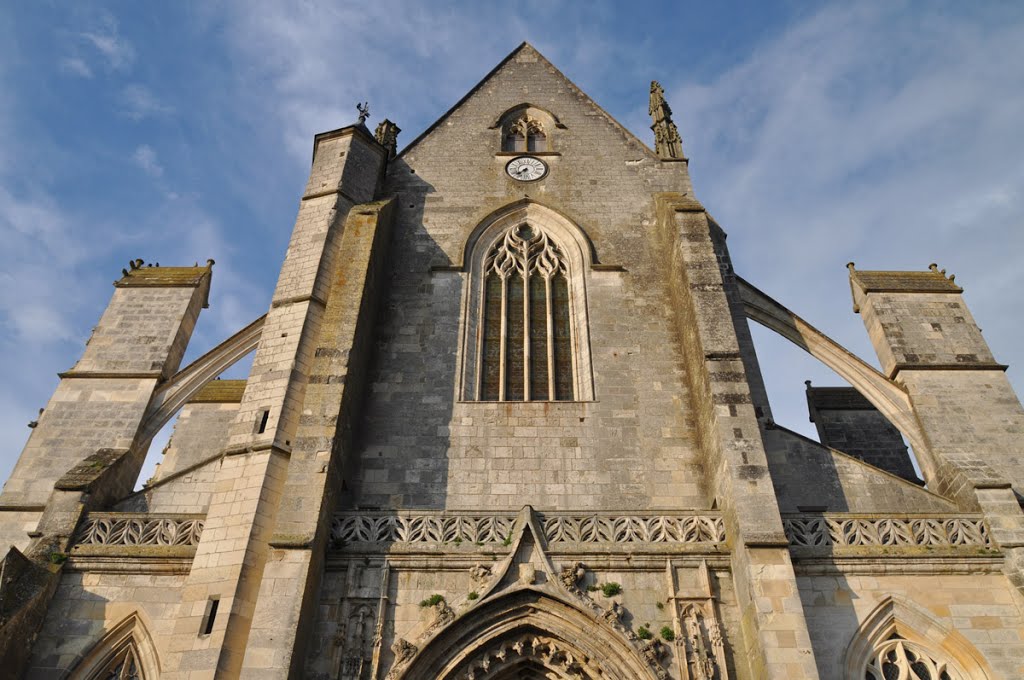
top-left (120, 84), bottom-right (172, 120)
top-left (78, 16), bottom-right (135, 72)
top-left (59, 56), bottom-right (93, 79)
top-left (132, 144), bottom-right (163, 177)
top-left (216, 0), bottom-right (530, 160)
top-left (58, 12), bottom-right (134, 78)
top-left (666, 4), bottom-right (1024, 434)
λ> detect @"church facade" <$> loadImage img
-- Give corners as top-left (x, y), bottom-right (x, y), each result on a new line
top-left (1, 43), bottom-right (1023, 679)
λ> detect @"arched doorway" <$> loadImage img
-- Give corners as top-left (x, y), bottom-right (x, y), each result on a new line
top-left (395, 588), bottom-right (662, 680)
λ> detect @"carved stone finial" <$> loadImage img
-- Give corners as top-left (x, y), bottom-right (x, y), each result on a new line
top-left (649, 80), bottom-right (684, 159)
top-left (847, 262), bottom-right (857, 272)
top-left (357, 102), bottom-right (370, 125)
top-left (375, 119), bottom-right (401, 159)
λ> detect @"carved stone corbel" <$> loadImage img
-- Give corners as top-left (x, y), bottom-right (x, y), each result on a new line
top-left (385, 638), bottom-right (417, 680)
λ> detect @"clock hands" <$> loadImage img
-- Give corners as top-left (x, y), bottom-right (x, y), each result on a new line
top-left (506, 156), bottom-right (546, 181)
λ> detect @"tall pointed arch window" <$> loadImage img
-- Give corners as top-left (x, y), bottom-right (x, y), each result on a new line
top-left (461, 202), bottom-right (594, 403)
top-left (479, 224), bottom-right (572, 401)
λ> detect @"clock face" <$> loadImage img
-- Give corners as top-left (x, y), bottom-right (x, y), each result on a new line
top-left (506, 156), bottom-right (548, 182)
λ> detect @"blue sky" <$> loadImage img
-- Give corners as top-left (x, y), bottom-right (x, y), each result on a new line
top-left (1, 2), bottom-right (1023, 485)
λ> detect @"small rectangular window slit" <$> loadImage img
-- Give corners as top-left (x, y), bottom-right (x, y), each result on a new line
top-left (255, 409), bottom-right (270, 434)
top-left (201, 597), bottom-right (219, 636)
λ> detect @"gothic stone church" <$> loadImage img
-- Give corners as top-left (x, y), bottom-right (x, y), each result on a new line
top-left (2, 43), bottom-right (1024, 680)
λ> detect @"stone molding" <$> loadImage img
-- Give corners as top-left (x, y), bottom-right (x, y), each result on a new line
top-left (331, 512), bottom-right (726, 547)
top-left (783, 514), bottom-right (992, 549)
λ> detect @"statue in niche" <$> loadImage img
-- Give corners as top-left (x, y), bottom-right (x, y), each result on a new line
top-left (339, 605), bottom-right (374, 680)
top-left (681, 604), bottom-right (722, 680)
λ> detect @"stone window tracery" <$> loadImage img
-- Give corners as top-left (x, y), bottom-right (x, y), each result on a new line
top-left (502, 116), bottom-right (547, 152)
top-left (864, 634), bottom-right (957, 680)
top-left (460, 202), bottom-right (594, 403)
top-left (844, 597), bottom-right (993, 680)
top-left (94, 646), bottom-right (142, 680)
top-left (479, 224), bottom-right (572, 401)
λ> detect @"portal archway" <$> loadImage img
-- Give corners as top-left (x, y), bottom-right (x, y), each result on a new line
top-left (396, 589), bottom-right (660, 680)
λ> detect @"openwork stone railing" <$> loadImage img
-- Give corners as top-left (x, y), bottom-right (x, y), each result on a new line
top-left (331, 512), bottom-right (726, 546)
top-left (783, 514), bottom-right (993, 549)
top-left (73, 513), bottom-right (205, 548)
top-left (542, 514), bottom-right (725, 544)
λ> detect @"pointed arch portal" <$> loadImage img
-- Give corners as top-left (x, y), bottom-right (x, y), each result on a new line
top-left (397, 589), bottom-right (659, 680)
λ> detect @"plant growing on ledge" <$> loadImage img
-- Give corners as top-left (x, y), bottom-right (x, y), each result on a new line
top-left (467, 591), bottom-right (479, 600)
top-left (636, 625), bottom-right (653, 640)
top-left (659, 626), bottom-right (675, 641)
top-left (600, 582), bottom-right (621, 597)
top-left (419, 594), bottom-right (445, 608)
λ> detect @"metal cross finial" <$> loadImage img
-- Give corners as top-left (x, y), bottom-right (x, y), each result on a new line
top-left (357, 102), bottom-right (370, 125)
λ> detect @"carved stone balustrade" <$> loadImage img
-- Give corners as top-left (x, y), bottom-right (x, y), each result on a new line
top-left (782, 514), bottom-right (995, 552)
top-left (330, 511), bottom-right (726, 551)
top-left (68, 512), bottom-right (205, 559)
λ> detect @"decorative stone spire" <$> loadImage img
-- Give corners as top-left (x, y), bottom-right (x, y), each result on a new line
top-left (374, 118), bottom-right (401, 159)
top-left (649, 81), bottom-right (684, 159)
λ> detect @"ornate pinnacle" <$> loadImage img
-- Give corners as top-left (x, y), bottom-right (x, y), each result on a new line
top-left (374, 119), bottom-right (401, 159)
top-left (649, 80), bottom-right (684, 159)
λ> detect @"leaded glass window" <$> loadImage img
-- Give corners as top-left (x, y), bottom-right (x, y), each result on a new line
top-left (478, 224), bottom-right (573, 401)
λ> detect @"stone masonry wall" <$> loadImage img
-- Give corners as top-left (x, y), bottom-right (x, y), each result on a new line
top-left (0, 509), bottom-right (42, 553)
top-left (111, 396), bottom-right (239, 514)
top-left (154, 400), bottom-right (238, 481)
top-left (806, 386), bottom-right (919, 483)
top-left (353, 45), bottom-right (703, 512)
top-left (1, 274), bottom-right (208, 507)
top-left (799, 571), bottom-right (1024, 679)
top-left (0, 378), bottom-right (158, 506)
top-left (26, 570), bottom-right (187, 678)
top-left (73, 284), bottom-right (205, 378)
top-left (763, 427), bottom-right (955, 513)
top-left (856, 290), bottom-right (996, 375)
